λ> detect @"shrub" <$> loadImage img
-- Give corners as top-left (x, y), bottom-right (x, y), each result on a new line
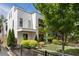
top-left (20, 40), bottom-right (38, 49)
top-left (64, 49), bottom-right (79, 56)
top-left (7, 29), bottom-right (16, 48)
top-left (58, 49), bottom-right (79, 56)
top-left (52, 39), bottom-right (62, 45)
top-left (39, 42), bottom-right (45, 47)
top-left (7, 29), bottom-right (12, 47)
top-left (11, 29), bottom-right (16, 47)
top-left (48, 37), bottom-right (53, 43)
top-left (35, 36), bottom-right (39, 42)
top-left (39, 34), bottom-right (45, 42)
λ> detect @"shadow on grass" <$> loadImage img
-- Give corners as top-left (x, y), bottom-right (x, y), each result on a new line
top-left (58, 48), bottom-right (79, 56)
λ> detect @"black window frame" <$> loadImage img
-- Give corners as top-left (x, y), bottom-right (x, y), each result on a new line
top-left (19, 18), bottom-right (23, 27)
top-left (23, 34), bottom-right (28, 39)
top-left (6, 23), bottom-right (7, 31)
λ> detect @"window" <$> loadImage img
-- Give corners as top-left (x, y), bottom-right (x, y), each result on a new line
top-left (23, 34), bottom-right (28, 39)
top-left (0, 29), bottom-right (1, 33)
top-left (6, 23), bottom-right (7, 31)
top-left (38, 19), bottom-right (44, 27)
top-left (19, 18), bottom-right (23, 27)
top-left (28, 20), bottom-right (31, 28)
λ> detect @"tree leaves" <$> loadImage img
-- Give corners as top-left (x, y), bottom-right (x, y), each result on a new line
top-left (34, 3), bottom-right (77, 35)
top-left (0, 15), bottom-right (4, 31)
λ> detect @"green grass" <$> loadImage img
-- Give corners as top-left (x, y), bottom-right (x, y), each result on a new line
top-left (40, 43), bottom-right (79, 55)
top-left (64, 49), bottom-right (79, 56)
top-left (41, 44), bottom-right (79, 52)
top-left (42, 44), bottom-right (62, 52)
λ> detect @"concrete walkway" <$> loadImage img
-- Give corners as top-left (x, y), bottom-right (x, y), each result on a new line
top-left (0, 47), bottom-right (9, 56)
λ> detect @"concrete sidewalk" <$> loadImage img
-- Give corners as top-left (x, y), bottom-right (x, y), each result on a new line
top-left (0, 47), bottom-right (9, 56)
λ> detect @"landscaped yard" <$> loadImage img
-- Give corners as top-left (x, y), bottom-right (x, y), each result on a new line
top-left (39, 43), bottom-right (79, 55)
top-left (41, 44), bottom-right (77, 51)
top-left (41, 44), bottom-right (62, 52)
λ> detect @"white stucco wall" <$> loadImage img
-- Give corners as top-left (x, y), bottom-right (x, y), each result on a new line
top-left (7, 6), bottom-right (18, 38)
top-left (17, 9), bottom-right (33, 29)
top-left (6, 6), bottom-right (43, 40)
top-left (18, 31), bottom-right (36, 40)
top-left (13, 9), bottom-right (18, 38)
top-left (32, 13), bottom-right (43, 29)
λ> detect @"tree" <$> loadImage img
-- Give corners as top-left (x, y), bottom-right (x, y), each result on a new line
top-left (34, 4), bottom-right (50, 43)
top-left (0, 15), bottom-right (4, 33)
top-left (7, 29), bottom-right (16, 48)
top-left (38, 19), bottom-right (45, 42)
top-left (34, 3), bottom-right (76, 54)
top-left (68, 4), bottom-right (79, 44)
top-left (7, 29), bottom-right (12, 47)
top-left (11, 29), bottom-right (16, 47)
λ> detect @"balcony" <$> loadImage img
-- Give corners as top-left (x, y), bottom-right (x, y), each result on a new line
top-left (17, 28), bottom-right (36, 32)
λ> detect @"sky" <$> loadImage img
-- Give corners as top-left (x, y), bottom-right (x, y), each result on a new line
top-left (0, 3), bottom-right (38, 17)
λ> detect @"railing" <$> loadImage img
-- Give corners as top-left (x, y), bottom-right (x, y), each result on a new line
top-left (6, 45), bottom-right (72, 56)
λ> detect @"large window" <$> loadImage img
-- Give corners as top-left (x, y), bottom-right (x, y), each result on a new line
top-left (19, 18), bottom-right (23, 27)
top-left (38, 19), bottom-right (44, 27)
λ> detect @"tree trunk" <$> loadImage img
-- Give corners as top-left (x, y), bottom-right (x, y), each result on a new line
top-left (65, 35), bottom-right (67, 43)
top-left (61, 34), bottom-right (65, 55)
top-left (45, 32), bottom-right (48, 44)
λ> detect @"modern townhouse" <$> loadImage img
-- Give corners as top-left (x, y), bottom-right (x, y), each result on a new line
top-left (3, 6), bottom-right (43, 41)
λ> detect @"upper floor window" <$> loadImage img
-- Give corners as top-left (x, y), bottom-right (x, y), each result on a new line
top-left (6, 23), bottom-right (7, 31)
top-left (0, 29), bottom-right (1, 33)
top-left (38, 19), bottom-right (44, 27)
top-left (28, 20), bottom-right (31, 28)
top-left (19, 18), bottom-right (23, 27)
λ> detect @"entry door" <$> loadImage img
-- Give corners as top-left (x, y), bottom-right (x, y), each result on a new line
top-left (23, 34), bottom-right (28, 39)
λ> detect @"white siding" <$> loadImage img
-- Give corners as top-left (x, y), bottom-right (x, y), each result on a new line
top-left (32, 13), bottom-right (36, 29)
top-left (18, 32), bottom-right (36, 40)
top-left (5, 6), bottom-right (43, 40)
top-left (7, 6), bottom-right (18, 38)
top-left (17, 9), bottom-right (33, 29)
top-left (32, 13), bottom-right (43, 29)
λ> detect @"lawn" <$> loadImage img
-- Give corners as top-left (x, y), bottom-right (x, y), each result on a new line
top-left (41, 44), bottom-right (79, 52)
top-left (39, 44), bottom-right (79, 55)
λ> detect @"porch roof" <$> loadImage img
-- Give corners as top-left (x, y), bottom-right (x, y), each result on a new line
top-left (17, 28), bottom-right (36, 32)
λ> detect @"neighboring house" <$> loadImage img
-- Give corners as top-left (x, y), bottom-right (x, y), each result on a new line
top-left (3, 6), bottom-right (43, 40)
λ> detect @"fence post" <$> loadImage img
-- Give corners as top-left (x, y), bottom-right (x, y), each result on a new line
top-left (20, 45), bottom-right (22, 56)
top-left (45, 50), bottom-right (47, 56)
